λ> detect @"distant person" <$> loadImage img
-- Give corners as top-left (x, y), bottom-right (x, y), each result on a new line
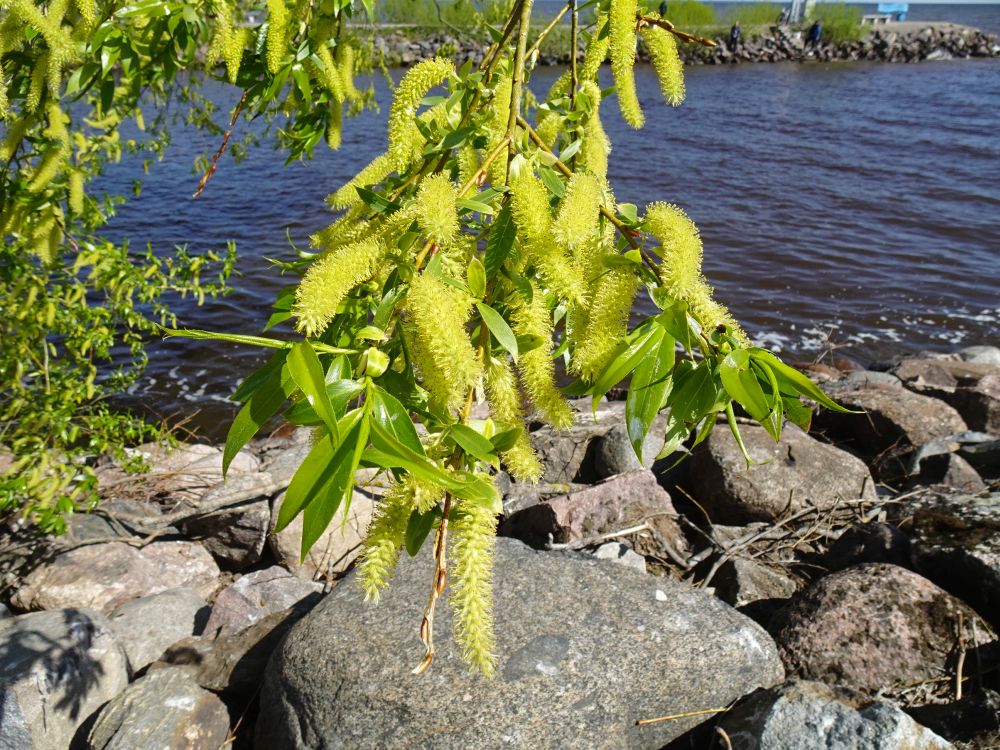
top-left (806, 19), bottom-right (822, 48)
top-left (728, 21), bottom-right (742, 52)
top-left (658, 1), bottom-right (668, 18)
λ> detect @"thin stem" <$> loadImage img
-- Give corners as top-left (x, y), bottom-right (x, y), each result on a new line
top-left (192, 89), bottom-right (248, 199)
top-left (504, 0), bottom-right (535, 181)
top-left (525, 2), bottom-right (570, 63)
top-left (569, 0), bottom-right (579, 169)
top-left (413, 493), bottom-right (452, 675)
top-left (637, 13), bottom-right (717, 47)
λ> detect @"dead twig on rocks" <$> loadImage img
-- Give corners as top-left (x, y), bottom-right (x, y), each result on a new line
top-left (634, 706), bottom-right (729, 725)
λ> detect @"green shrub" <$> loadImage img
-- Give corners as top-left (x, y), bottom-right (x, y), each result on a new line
top-left (810, 2), bottom-right (864, 44)
top-left (662, 0), bottom-right (715, 28)
top-left (726, 2), bottom-right (782, 27)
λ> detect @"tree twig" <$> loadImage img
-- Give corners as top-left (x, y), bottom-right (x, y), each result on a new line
top-left (193, 89), bottom-right (248, 199)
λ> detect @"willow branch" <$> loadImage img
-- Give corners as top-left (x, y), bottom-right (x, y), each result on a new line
top-left (525, 2), bottom-right (570, 63)
top-left (637, 14), bottom-right (717, 47)
top-left (192, 90), bottom-right (248, 199)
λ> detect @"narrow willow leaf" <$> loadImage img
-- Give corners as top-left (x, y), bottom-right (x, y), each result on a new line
top-left (288, 341), bottom-right (341, 444)
top-left (224, 365), bottom-right (292, 477)
top-left (625, 326), bottom-right (675, 463)
top-left (489, 425), bottom-right (523, 453)
top-left (370, 385), bottom-right (424, 455)
top-left (448, 424), bottom-right (499, 466)
top-left (476, 302), bottom-right (518, 361)
top-left (284, 379), bottom-right (363, 425)
top-left (591, 325), bottom-right (660, 412)
top-left (467, 258), bottom-right (487, 299)
top-left (720, 349), bottom-right (772, 430)
top-left (405, 507), bottom-right (440, 557)
top-left (749, 348), bottom-right (854, 413)
top-left (726, 403), bottom-right (754, 468)
top-left (231, 350), bottom-right (288, 403)
top-left (484, 205), bottom-right (516, 277)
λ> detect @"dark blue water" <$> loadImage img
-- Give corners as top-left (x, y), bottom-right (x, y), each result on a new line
top-left (100, 49), bottom-right (1000, 436)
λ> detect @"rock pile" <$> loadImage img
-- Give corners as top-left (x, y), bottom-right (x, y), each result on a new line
top-left (1, 343), bottom-right (999, 748)
top-left (370, 24), bottom-right (1000, 69)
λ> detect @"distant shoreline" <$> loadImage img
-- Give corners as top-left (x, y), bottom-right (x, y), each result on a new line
top-left (363, 22), bottom-right (999, 67)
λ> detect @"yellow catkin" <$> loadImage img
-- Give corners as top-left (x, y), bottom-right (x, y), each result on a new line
top-left (27, 52), bottom-right (47, 112)
top-left (0, 117), bottom-right (28, 162)
top-left (578, 82), bottom-right (610, 181)
top-left (387, 58), bottom-right (453, 171)
top-left (554, 173), bottom-right (602, 252)
top-left (222, 27), bottom-right (248, 84)
top-left (313, 44), bottom-right (345, 102)
top-left (0, 76), bottom-right (8, 119)
top-left (509, 170), bottom-right (586, 304)
top-left (205, 8), bottom-right (229, 70)
top-left (449, 501), bottom-right (498, 675)
top-left (571, 268), bottom-right (640, 380)
top-left (640, 22), bottom-right (685, 106)
top-left (484, 357), bottom-right (542, 482)
top-left (294, 237), bottom-right (383, 336)
top-left (72, 0), bottom-right (97, 25)
top-left (358, 480), bottom-right (415, 601)
top-left (645, 202), bottom-right (746, 340)
top-left (265, 0), bottom-right (287, 74)
top-left (325, 100), bottom-right (342, 149)
top-left (31, 212), bottom-right (58, 264)
top-left (486, 73), bottom-right (512, 186)
top-left (511, 287), bottom-right (574, 429)
top-left (335, 42), bottom-right (362, 101)
top-left (28, 147), bottom-right (65, 193)
top-left (416, 173), bottom-right (458, 247)
top-left (327, 153), bottom-right (394, 210)
top-left (404, 272), bottom-right (479, 412)
top-left (580, 13), bottom-right (610, 81)
top-left (609, 0), bottom-right (643, 128)
top-left (457, 142), bottom-right (479, 187)
top-left (68, 170), bottom-right (84, 214)
top-left (535, 71), bottom-right (570, 148)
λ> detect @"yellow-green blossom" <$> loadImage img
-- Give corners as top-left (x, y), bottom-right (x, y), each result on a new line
top-left (641, 22), bottom-right (685, 106)
top-left (358, 480), bottom-right (416, 601)
top-left (609, 0), bottom-right (643, 128)
top-left (484, 356), bottom-right (543, 482)
top-left (571, 268), bottom-right (640, 380)
top-left (327, 153), bottom-right (394, 210)
top-left (511, 286), bottom-right (574, 429)
top-left (449, 501), bottom-right (499, 675)
top-left (265, 0), bottom-right (287, 74)
top-left (554, 173), bottom-right (602, 252)
top-left (294, 237), bottom-right (383, 336)
top-left (388, 58), bottom-right (453, 171)
top-left (416, 173), bottom-right (459, 247)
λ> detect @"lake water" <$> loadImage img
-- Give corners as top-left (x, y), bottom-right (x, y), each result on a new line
top-left (101, 44), bottom-right (1000, 436)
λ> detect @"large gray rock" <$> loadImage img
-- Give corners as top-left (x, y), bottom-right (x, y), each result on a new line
top-left (0, 608), bottom-right (130, 750)
top-left (714, 559), bottom-right (797, 610)
top-left (892, 358), bottom-right (1000, 436)
top-left (688, 423), bottom-right (876, 524)
top-left (11, 541), bottom-right (220, 613)
top-left (108, 588), bottom-right (209, 672)
top-left (814, 383), bottom-right (969, 481)
top-left (87, 667), bottom-right (230, 750)
top-left (771, 563), bottom-right (989, 693)
top-left (902, 491), bottom-right (1000, 628)
top-left (593, 422), bottom-right (664, 479)
top-left (269, 488), bottom-right (376, 581)
top-left (959, 345), bottom-right (1000, 367)
top-left (180, 493), bottom-right (271, 571)
top-left (203, 566), bottom-right (323, 637)
top-left (719, 679), bottom-right (951, 749)
top-left (256, 537), bottom-right (784, 749)
top-left (499, 470), bottom-right (688, 561)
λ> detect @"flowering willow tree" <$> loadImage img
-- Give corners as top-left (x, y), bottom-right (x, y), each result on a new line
top-left (0, 0), bottom-right (378, 530)
top-left (169, 0), bottom-right (849, 677)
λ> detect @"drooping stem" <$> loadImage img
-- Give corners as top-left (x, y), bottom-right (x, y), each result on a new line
top-left (569, 0), bottom-right (579, 168)
top-left (413, 493), bottom-right (453, 675)
top-left (637, 13), bottom-right (717, 47)
top-left (525, 1), bottom-right (570, 63)
top-left (504, 0), bottom-right (535, 181)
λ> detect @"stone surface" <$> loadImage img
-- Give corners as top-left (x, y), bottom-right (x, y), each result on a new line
top-left (107, 588), bottom-right (209, 672)
top-left (0, 608), bottom-right (129, 750)
top-left (714, 559), bottom-right (797, 609)
top-left (959, 345), bottom-right (1000, 367)
top-left (719, 679), bottom-right (952, 750)
top-left (902, 491), bottom-right (1000, 628)
top-left (151, 608), bottom-right (307, 700)
top-left (907, 688), bottom-right (1000, 743)
top-left (771, 563), bottom-right (988, 692)
top-left (86, 667), bottom-right (230, 750)
top-left (823, 522), bottom-right (911, 572)
top-left (688, 423), bottom-right (876, 524)
top-left (592, 541), bottom-right (647, 573)
top-left (892, 358), bottom-right (1000, 436)
top-left (838, 370), bottom-right (903, 389)
top-left (12, 541), bottom-right (221, 613)
top-left (180, 495), bottom-right (271, 571)
top-left (593, 422), bottom-right (664, 479)
top-left (257, 537), bottom-right (784, 749)
top-left (528, 403), bottom-right (623, 483)
top-left (203, 566), bottom-right (323, 637)
top-left (499, 470), bottom-right (688, 561)
top-left (815, 383), bottom-right (969, 480)
top-left (269, 488), bottom-right (375, 580)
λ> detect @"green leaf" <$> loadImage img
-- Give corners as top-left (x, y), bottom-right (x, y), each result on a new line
top-left (749, 349), bottom-right (854, 413)
top-left (300, 413), bottom-right (368, 558)
top-left (782, 395), bottom-right (813, 431)
top-left (725, 403), bottom-right (753, 468)
top-left (515, 333), bottom-right (544, 354)
top-left (625, 326), bottom-right (674, 464)
top-left (161, 327), bottom-right (353, 355)
top-left (456, 197), bottom-right (495, 215)
top-left (720, 349), bottom-right (773, 433)
top-left (355, 186), bottom-right (401, 213)
top-left (538, 166), bottom-right (565, 198)
top-left (231, 350), bottom-right (288, 403)
top-left (654, 301), bottom-right (691, 352)
top-left (448, 423), bottom-right (498, 465)
top-left (666, 359), bottom-right (721, 426)
top-left (592, 325), bottom-right (660, 412)
top-left (288, 341), bottom-right (340, 444)
top-left (276, 408), bottom-right (365, 533)
top-left (476, 303), bottom-right (518, 361)
top-left (405, 507), bottom-right (440, 557)
top-left (369, 386), bottom-right (424, 455)
top-left (284, 379), bottom-right (363, 425)
top-left (223, 365), bottom-right (292, 477)
top-left (467, 258), bottom-right (487, 299)
top-left (484, 205), bottom-right (516, 277)
top-left (490, 425), bottom-right (523, 453)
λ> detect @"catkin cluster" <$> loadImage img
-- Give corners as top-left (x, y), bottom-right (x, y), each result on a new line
top-left (387, 57), bottom-right (454, 171)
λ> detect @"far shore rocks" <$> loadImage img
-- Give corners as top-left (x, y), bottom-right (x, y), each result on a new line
top-left (0, 341), bottom-right (997, 747)
top-left (255, 537), bottom-right (784, 749)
